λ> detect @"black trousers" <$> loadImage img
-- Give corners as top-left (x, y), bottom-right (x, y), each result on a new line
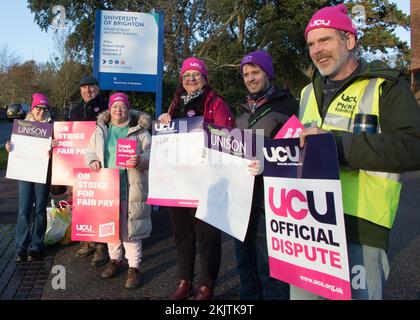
top-left (170, 207), bottom-right (221, 288)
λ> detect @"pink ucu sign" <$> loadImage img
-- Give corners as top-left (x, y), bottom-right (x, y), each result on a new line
top-left (310, 19), bottom-right (331, 27)
top-left (268, 187), bottom-right (337, 225)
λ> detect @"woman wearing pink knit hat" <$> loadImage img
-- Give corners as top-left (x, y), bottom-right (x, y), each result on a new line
top-left (158, 57), bottom-right (235, 300)
top-left (85, 92), bottom-right (152, 289)
top-left (6, 93), bottom-right (54, 263)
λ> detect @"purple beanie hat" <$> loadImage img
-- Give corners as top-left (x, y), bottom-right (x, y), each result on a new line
top-left (31, 93), bottom-right (49, 110)
top-left (240, 51), bottom-right (275, 80)
top-left (108, 92), bottom-right (130, 110)
top-left (180, 57), bottom-right (208, 79)
top-left (305, 4), bottom-right (357, 40)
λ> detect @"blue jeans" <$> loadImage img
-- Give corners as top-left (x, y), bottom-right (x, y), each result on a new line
top-left (15, 180), bottom-right (50, 256)
top-left (290, 243), bottom-right (390, 300)
top-left (235, 206), bottom-right (290, 300)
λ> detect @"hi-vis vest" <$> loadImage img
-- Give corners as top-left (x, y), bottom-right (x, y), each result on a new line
top-left (299, 78), bottom-right (401, 229)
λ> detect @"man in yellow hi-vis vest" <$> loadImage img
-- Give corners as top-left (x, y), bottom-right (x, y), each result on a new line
top-left (296, 4), bottom-right (420, 300)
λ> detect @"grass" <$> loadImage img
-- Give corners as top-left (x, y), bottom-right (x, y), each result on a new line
top-left (0, 147), bottom-right (7, 170)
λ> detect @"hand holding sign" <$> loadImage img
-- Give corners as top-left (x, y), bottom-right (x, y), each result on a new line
top-left (89, 161), bottom-right (102, 172)
top-left (299, 126), bottom-right (328, 148)
top-left (126, 155), bottom-right (140, 168)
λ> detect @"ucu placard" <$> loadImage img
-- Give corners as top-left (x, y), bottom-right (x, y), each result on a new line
top-left (263, 146), bottom-right (300, 163)
top-left (76, 224), bottom-right (93, 232)
top-left (154, 121), bottom-right (175, 133)
top-left (262, 134), bottom-right (350, 300)
top-left (263, 138), bottom-right (303, 179)
top-left (152, 116), bottom-right (203, 135)
top-left (268, 187), bottom-right (337, 225)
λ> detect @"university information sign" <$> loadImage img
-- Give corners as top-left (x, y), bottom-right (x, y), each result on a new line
top-left (93, 10), bottom-right (164, 115)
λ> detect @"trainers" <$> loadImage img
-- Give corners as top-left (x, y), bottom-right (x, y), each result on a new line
top-left (75, 242), bottom-right (96, 258)
top-left (101, 260), bottom-right (124, 279)
top-left (125, 268), bottom-right (141, 289)
top-left (90, 243), bottom-right (109, 267)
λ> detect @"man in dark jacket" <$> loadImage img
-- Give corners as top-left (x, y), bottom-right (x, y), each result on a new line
top-left (297, 4), bottom-right (420, 299)
top-left (235, 51), bottom-right (299, 299)
top-left (71, 75), bottom-right (109, 267)
top-left (68, 75), bottom-right (107, 121)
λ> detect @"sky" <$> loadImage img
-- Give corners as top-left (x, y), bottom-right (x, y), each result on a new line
top-left (0, 1), bottom-right (412, 65)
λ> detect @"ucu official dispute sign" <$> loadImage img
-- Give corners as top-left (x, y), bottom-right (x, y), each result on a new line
top-left (263, 134), bottom-right (351, 300)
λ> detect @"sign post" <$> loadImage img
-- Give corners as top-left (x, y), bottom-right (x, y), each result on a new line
top-left (93, 10), bottom-right (164, 118)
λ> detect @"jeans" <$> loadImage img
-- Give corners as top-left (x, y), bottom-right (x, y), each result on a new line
top-left (235, 206), bottom-right (289, 300)
top-left (290, 243), bottom-right (390, 300)
top-left (15, 180), bottom-right (50, 256)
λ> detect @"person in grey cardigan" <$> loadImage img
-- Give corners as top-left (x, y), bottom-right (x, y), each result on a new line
top-left (85, 92), bottom-right (152, 289)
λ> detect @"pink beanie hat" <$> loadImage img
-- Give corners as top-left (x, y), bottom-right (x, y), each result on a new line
top-left (180, 57), bottom-right (208, 79)
top-left (305, 4), bottom-right (357, 40)
top-left (108, 92), bottom-right (130, 110)
top-left (31, 93), bottom-right (49, 110)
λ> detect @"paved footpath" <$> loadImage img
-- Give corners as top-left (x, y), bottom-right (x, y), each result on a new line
top-left (0, 170), bottom-right (419, 300)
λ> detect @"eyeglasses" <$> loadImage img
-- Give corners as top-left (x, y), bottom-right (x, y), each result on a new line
top-left (35, 106), bottom-right (48, 111)
top-left (182, 73), bottom-right (202, 81)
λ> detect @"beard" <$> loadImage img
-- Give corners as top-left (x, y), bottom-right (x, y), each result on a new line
top-left (315, 49), bottom-right (351, 79)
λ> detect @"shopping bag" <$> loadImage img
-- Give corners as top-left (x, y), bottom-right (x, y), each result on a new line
top-left (58, 200), bottom-right (72, 245)
top-left (44, 199), bottom-right (71, 246)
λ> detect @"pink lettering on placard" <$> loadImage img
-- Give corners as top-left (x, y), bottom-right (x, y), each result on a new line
top-left (268, 187), bottom-right (308, 220)
top-left (268, 187), bottom-right (337, 225)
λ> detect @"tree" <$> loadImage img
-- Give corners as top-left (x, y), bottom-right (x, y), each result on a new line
top-left (0, 46), bottom-right (21, 107)
top-left (49, 29), bottom-right (85, 119)
top-left (27, 0), bottom-right (412, 113)
top-left (0, 45), bottom-right (21, 73)
top-left (3, 60), bottom-right (38, 105)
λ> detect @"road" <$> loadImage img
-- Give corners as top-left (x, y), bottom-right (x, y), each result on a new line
top-left (384, 170), bottom-right (420, 299)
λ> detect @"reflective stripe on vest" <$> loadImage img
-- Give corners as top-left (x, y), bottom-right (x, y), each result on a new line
top-left (299, 78), bottom-right (401, 229)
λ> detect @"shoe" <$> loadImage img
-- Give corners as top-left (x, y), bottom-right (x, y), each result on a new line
top-left (125, 268), bottom-right (141, 289)
top-left (75, 242), bottom-right (96, 258)
top-left (193, 285), bottom-right (214, 300)
top-left (101, 260), bottom-right (124, 279)
top-left (169, 279), bottom-right (193, 300)
top-left (14, 254), bottom-right (27, 263)
top-left (27, 252), bottom-right (42, 262)
top-left (90, 243), bottom-right (109, 267)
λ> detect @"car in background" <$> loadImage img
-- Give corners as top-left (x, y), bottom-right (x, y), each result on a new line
top-left (6, 103), bottom-right (30, 121)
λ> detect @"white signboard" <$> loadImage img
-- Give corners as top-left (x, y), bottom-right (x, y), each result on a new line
top-left (99, 10), bottom-right (158, 75)
top-left (147, 117), bottom-right (205, 207)
top-left (6, 120), bottom-right (53, 184)
top-left (196, 148), bottom-right (255, 241)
